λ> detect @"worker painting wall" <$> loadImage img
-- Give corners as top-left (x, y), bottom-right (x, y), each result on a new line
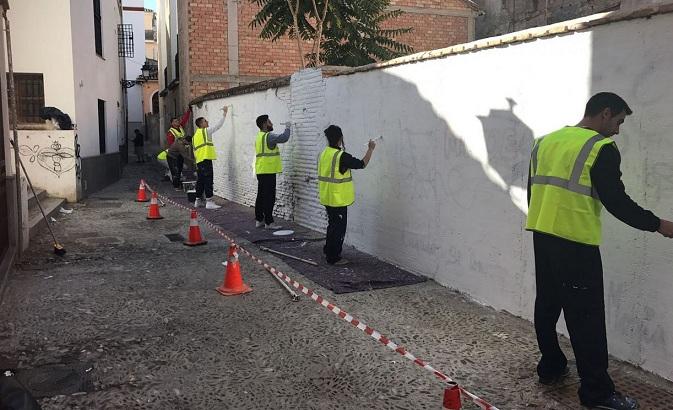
top-left (194, 85), bottom-right (293, 220)
top-left (197, 7), bottom-right (673, 381)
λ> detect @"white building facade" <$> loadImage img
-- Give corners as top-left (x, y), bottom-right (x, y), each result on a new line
top-left (122, 0), bottom-right (146, 136)
top-left (7, 0), bottom-right (126, 198)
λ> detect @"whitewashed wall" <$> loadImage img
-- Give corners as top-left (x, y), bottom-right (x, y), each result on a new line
top-left (70, 0), bottom-right (125, 157)
top-left (123, 0), bottom-right (147, 126)
top-left (195, 11), bottom-right (673, 380)
top-left (10, 131), bottom-right (79, 202)
top-left (6, 0), bottom-right (76, 121)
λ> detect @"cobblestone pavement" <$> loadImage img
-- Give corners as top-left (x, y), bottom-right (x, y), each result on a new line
top-left (1, 163), bottom-right (672, 409)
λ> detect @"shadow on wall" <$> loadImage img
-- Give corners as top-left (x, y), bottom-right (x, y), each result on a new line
top-left (333, 68), bottom-right (535, 309)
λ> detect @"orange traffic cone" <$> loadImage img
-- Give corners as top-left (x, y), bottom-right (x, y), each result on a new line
top-left (216, 244), bottom-right (252, 296)
top-left (146, 192), bottom-right (164, 220)
top-left (135, 179), bottom-right (149, 202)
top-left (184, 209), bottom-right (207, 246)
top-left (443, 385), bottom-right (462, 410)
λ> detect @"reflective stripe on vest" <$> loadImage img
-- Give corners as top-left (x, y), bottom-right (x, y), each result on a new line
top-left (526, 127), bottom-right (614, 245)
top-left (255, 131), bottom-right (282, 174)
top-left (169, 127), bottom-right (185, 139)
top-left (192, 128), bottom-right (216, 163)
top-left (318, 147), bottom-right (355, 207)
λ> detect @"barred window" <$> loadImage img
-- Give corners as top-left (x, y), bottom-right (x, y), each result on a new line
top-left (7, 73), bottom-right (44, 124)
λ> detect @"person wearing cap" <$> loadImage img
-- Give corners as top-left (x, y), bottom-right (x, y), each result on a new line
top-left (318, 125), bottom-right (376, 265)
top-left (192, 106), bottom-right (228, 209)
top-left (527, 92), bottom-right (673, 410)
top-left (254, 115), bottom-right (291, 230)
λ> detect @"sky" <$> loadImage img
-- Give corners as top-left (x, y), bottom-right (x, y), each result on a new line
top-left (145, 0), bottom-right (157, 11)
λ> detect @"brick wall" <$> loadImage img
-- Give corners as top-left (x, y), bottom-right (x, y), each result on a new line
top-left (390, 0), bottom-right (472, 9)
top-left (384, 13), bottom-right (469, 53)
top-left (238, 2), bottom-right (305, 80)
top-left (186, 0), bottom-right (230, 101)
top-left (183, 1), bottom-right (475, 104)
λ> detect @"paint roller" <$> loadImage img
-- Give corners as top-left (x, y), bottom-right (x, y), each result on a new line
top-left (363, 135), bottom-right (384, 146)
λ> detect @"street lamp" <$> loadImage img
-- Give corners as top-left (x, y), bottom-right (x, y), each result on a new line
top-left (120, 62), bottom-right (152, 88)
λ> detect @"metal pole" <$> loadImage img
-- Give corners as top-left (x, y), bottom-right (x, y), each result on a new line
top-left (3, 10), bottom-right (22, 258)
top-left (260, 246), bottom-right (319, 266)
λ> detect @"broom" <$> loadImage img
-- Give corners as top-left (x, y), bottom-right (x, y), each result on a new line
top-left (4, 11), bottom-right (64, 256)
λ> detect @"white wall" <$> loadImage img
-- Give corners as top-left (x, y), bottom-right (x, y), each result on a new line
top-left (123, 0), bottom-right (146, 125)
top-left (70, 0), bottom-right (124, 157)
top-left (6, 0), bottom-right (76, 119)
top-left (11, 131), bottom-right (79, 202)
top-left (197, 12), bottom-right (673, 380)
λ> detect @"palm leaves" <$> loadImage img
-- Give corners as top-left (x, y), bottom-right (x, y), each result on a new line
top-left (249, 0), bottom-right (413, 67)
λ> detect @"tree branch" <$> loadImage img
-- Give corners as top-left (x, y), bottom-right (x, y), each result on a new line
top-left (287, 0), bottom-right (305, 68)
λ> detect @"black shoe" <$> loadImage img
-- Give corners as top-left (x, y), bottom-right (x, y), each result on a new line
top-left (584, 392), bottom-right (639, 410)
top-left (538, 366), bottom-right (569, 385)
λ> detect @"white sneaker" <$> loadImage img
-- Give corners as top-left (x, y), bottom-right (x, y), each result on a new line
top-left (255, 221), bottom-right (264, 228)
top-left (194, 198), bottom-right (204, 208)
top-left (205, 199), bottom-right (221, 209)
top-left (264, 223), bottom-right (283, 230)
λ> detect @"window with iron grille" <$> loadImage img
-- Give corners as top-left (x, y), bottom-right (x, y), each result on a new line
top-left (6, 73), bottom-right (44, 124)
top-left (145, 29), bottom-right (156, 41)
top-left (93, 0), bottom-right (103, 56)
top-left (118, 24), bottom-right (134, 58)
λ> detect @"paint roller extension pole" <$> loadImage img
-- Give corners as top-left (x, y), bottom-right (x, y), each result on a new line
top-left (260, 246), bottom-right (319, 266)
top-left (9, 139), bottom-right (66, 256)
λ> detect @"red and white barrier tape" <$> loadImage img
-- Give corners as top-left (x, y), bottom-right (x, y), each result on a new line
top-left (141, 181), bottom-right (499, 410)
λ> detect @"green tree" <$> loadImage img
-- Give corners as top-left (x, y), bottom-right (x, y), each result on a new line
top-left (249, 0), bottom-right (413, 67)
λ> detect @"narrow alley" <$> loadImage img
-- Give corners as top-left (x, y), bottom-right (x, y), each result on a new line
top-left (2, 163), bottom-right (673, 409)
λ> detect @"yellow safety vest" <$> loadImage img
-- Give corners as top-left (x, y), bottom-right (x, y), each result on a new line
top-left (526, 126), bottom-right (615, 245)
top-left (169, 127), bottom-right (185, 139)
top-left (318, 147), bottom-right (355, 207)
top-left (157, 150), bottom-right (168, 160)
top-left (192, 128), bottom-right (216, 164)
top-left (255, 131), bottom-right (282, 174)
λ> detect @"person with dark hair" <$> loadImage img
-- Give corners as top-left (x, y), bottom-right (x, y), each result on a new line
top-left (132, 129), bottom-right (145, 163)
top-left (527, 92), bottom-right (673, 410)
top-left (192, 106), bottom-right (228, 209)
top-left (254, 114), bottom-right (291, 229)
top-left (318, 125), bottom-right (376, 265)
top-left (166, 108), bottom-right (192, 188)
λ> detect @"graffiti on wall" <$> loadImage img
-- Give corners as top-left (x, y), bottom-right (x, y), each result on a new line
top-left (19, 140), bottom-right (77, 178)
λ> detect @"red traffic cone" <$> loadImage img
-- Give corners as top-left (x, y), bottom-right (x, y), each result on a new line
top-left (184, 209), bottom-right (207, 246)
top-left (135, 179), bottom-right (149, 202)
top-left (216, 244), bottom-right (252, 296)
top-left (146, 192), bottom-right (164, 220)
top-left (443, 385), bottom-right (462, 410)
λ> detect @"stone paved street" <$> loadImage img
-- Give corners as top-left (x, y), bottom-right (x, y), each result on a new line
top-left (1, 163), bottom-right (672, 409)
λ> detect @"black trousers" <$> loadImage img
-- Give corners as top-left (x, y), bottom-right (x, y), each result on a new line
top-left (167, 155), bottom-right (184, 188)
top-left (324, 206), bottom-right (347, 264)
top-left (533, 232), bottom-right (614, 405)
top-left (255, 174), bottom-right (276, 224)
top-left (195, 160), bottom-right (214, 199)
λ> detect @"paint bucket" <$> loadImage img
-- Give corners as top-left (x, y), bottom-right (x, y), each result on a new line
top-left (182, 181), bottom-right (196, 193)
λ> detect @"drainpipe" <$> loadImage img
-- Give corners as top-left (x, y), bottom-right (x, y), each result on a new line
top-left (3, 9), bottom-right (22, 258)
